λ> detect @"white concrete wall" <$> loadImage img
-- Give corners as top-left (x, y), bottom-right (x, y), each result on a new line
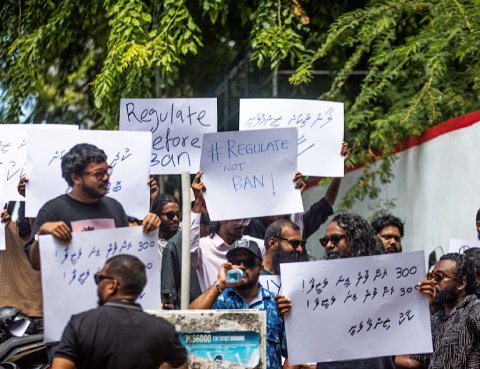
top-left (303, 119), bottom-right (480, 264)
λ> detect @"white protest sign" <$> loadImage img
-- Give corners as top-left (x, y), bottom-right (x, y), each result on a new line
top-left (39, 226), bottom-right (160, 342)
top-left (200, 128), bottom-right (303, 221)
top-left (25, 129), bottom-right (151, 219)
top-left (259, 275), bottom-right (282, 295)
top-left (119, 98), bottom-right (217, 174)
top-left (0, 172), bottom-right (5, 250)
top-left (448, 238), bottom-right (480, 253)
top-left (239, 99), bottom-right (344, 177)
top-left (0, 124), bottom-right (78, 201)
top-left (281, 251), bottom-right (432, 364)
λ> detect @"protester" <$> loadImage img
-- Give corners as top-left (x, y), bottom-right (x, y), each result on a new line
top-left (262, 218), bottom-right (306, 275)
top-left (25, 143), bottom-right (160, 270)
top-left (396, 253), bottom-right (480, 369)
top-left (276, 213), bottom-right (393, 369)
top-left (51, 254), bottom-right (187, 369)
top-left (371, 214), bottom-right (404, 253)
top-left (0, 202), bottom-right (42, 332)
top-left (463, 247), bottom-right (480, 296)
top-left (190, 239), bottom-right (288, 369)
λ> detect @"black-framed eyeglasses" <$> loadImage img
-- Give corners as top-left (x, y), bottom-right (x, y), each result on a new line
top-left (94, 272), bottom-right (115, 285)
top-left (276, 236), bottom-right (306, 248)
top-left (426, 272), bottom-right (456, 283)
top-left (82, 166), bottom-right (113, 180)
top-left (319, 234), bottom-right (346, 247)
top-left (228, 256), bottom-right (258, 269)
top-left (160, 211), bottom-right (181, 221)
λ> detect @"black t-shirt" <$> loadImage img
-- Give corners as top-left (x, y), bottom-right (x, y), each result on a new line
top-left (55, 300), bottom-right (187, 369)
top-left (316, 356), bottom-right (396, 369)
top-left (26, 194), bottom-right (129, 254)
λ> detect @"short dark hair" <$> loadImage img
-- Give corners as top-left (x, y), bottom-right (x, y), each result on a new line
top-left (371, 214), bottom-right (404, 237)
top-left (332, 213), bottom-right (384, 258)
top-left (264, 219), bottom-right (301, 249)
top-left (440, 253), bottom-right (477, 296)
top-left (152, 193), bottom-right (179, 216)
top-left (476, 208), bottom-right (480, 222)
top-left (106, 254), bottom-right (147, 296)
top-left (61, 143), bottom-right (107, 186)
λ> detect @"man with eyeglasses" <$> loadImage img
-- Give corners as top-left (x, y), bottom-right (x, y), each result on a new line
top-left (371, 214), bottom-right (404, 254)
top-left (51, 254), bottom-right (187, 369)
top-left (396, 253), bottom-right (480, 369)
top-left (262, 219), bottom-right (306, 275)
top-left (190, 239), bottom-right (288, 369)
top-left (26, 143), bottom-right (160, 270)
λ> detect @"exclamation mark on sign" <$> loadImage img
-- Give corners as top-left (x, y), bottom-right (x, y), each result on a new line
top-left (271, 172), bottom-right (276, 196)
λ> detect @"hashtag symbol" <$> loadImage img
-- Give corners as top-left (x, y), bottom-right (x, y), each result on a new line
top-left (207, 142), bottom-right (222, 162)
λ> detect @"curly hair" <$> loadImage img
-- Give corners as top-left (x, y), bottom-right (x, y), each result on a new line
top-left (440, 253), bottom-right (477, 296)
top-left (151, 193), bottom-right (179, 216)
top-left (106, 254), bottom-right (147, 296)
top-left (332, 213), bottom-right (384, 258)
top-left (61, 143), bottom-right (107, 186)
top-left (371, 214), bottom-right (404, 237)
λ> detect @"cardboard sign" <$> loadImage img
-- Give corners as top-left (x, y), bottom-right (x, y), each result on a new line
top-left (281, 251), bottom-right (433, 364)
top-left (40, 226), bottom-right (160, 342)
top-left (239, 99), bottom-right (344, 177)
top-left (199, 128), bottom-right (303, 221)
top-left (25, 129), bottom-right (151, 219)
top-left (119, 98), bottom-right (217, 174)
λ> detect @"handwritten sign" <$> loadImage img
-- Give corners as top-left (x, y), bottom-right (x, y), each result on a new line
top-left (151, 310), bottom-right (267, 369)
top-left (39, 226), bottom-right (160, 342)
top-left (280, 251), bottom-right (432, 364)
top-left (25, 129), bottom-right (151, 219)
top-left (259, 275), bottom-right (282, 295)
top-left (0, 172), bottom-right (5, 250)
top-left (239, 99), bottom-right (344, 177)
top-left (199, 128), bottom-right (303, 221)
top-left (0, 124), bottom-right (78, 201)
top-left (119, 98), bottom-right (217, 174)
top-left (448, 238), bottom-right (480, 253)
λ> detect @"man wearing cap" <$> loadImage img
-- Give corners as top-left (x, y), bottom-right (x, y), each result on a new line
top-left (190, 239), bottom-right (288, 369)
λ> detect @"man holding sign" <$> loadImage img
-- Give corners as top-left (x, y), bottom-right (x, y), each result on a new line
top-left (26, 143), bottom-right (160, 270)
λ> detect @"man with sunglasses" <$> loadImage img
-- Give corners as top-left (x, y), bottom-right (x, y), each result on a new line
top-left (263, 219), bottom-right (306, 275)
top-left (26, 143), bottom-right (160, 270)
top-left (396, 253), bottom-right (480, 369)
top-left (371, 214), bottom-right (404, 254)
top-left (51, 254), bottom-right (187, 369)
top-left (190, 239), bottom-right (288, 369)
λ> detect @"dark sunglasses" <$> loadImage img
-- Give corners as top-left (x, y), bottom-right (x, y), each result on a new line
top-left (228, 257), bottom-right (258, 268)
top-left (94, 272), bottom-right (115, 285)
top-left (319, 234), bottom-right (346, 247)
top-left (426, 272), bottom-right (456, 283)
top-left (82, 166), bottom-right (113, 180)
top-left (276, 236), bottom-right (306, 248)
top-left (161, 211), bottom-right (181, 221)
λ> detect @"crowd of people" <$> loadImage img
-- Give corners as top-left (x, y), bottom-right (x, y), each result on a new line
top-left (1, 141), bottom-right (479, 369)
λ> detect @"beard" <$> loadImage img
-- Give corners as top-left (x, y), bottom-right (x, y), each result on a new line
top-left (432, 282), bottom-right (459, 308)
top-left (160, 221), bottom-right (179, 239)
top-left (236, 278), bottom-right (258, 290)
top-left (82, 180), bottom-right (107, 199)
top-left (272, 248), bottom-right (304, 275)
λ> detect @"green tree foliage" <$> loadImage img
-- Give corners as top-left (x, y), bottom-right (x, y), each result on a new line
top-left (1, 0), bottom-right (480, 207)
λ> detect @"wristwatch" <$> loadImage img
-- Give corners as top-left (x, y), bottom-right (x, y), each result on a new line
top-left (214, 281), bottom-right (224, 294)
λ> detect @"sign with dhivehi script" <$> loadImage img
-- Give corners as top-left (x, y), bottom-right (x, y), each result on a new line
top-left (40, 226), bottom-right (160, 342)
top-left (281, 251), bottom-right (432, 364)
top-left (25, 129), bottom-right (151, 219)
top-left (239, 99), bottom-right (344, 177)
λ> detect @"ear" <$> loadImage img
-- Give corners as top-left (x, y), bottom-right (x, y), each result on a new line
top-left (106, 279), bottom-right (119, 296)
top-left (457, 277), bottom-right (467, 293)
top-left (268, 237), bottom-right (277, 251)
top-left (71, 173), bottom-right (82, 186)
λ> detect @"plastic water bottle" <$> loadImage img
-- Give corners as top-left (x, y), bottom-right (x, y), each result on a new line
top-left (226, 269), bottom-right (244, 284)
